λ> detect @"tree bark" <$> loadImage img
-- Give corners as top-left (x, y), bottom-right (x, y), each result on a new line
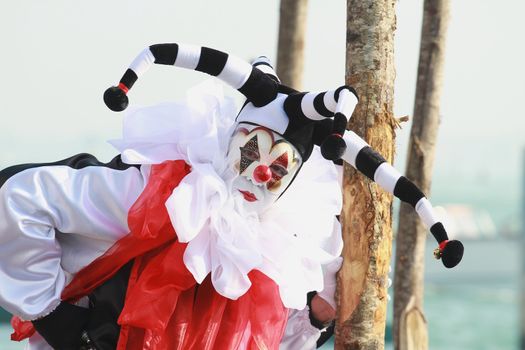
top-left (276, 0), bottom-right (308, 90)
top-left (335, 1), bottom-right (397, 349)
top-left (393, 1), bottom-right (450, 349)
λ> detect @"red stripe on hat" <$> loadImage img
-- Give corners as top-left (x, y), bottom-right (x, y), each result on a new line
top-left (118, 83), bottom-right (129, 94)
top-left (439, 240), bottom-right (449, 251)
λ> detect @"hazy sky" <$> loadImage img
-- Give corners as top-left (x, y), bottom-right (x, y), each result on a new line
top-left (0, 0), bottom-right (523, 229)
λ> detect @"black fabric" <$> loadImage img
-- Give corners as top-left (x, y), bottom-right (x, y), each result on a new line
top-left (284, 123), bottom-right (315, 161)
top-left (32, 302), bottom-right (91, 350)
top-left (393, 176), bottom-right (425, 207)
top-left (32, 263), bottom-right (133, 350)
top-left (312, 119), bottom-right (333, 147)
top-left (119, 69), bottom-right (138, 89)
top-left (306, 291), bottom-right (335, 348)
top-left (441, 240), bottom-right (464, 268)
top-left (252, 60), bottom-right (280, 83)
top-left (283, 92), bottom-right (317, 160)
top-left (252, 60), bottom-right (272, 68)
top-left (149, 43), bottom-right (179, 65)
top-left (323, 111), bottom-right (348, 160)
top-left (332, 112), bottom-right (347, 135)
top-left (334, 85), bottom-right (359, 102)
top-left (430, 222), bottom-right (448, 243)
top-left (277, 84), bottom-right (299, 95)
top-left (0, 153), bottom-right (139, 189)
top-left (238, 67), bottom-right (279, 107)
top-left (347, 86), bottom-right (359, 100)
top-left (334, 86), bottom-right (345, 101)
top-left (195, 47), bottom-right (228, 76)
top-left (355, 146), bottom-right (386, 181)
top-left (313, 92), bottom-right (333, 118)
top-left (104, 86), bottom-right (129, 112)
top-left (320, 134), bottom-right (346, 161)
top-left (283, 92), bottom-right (308, 120)
top-left (265, 74), bottom-right (280, 84)
top-left (317, 323), bottom-right (334, 348)
top-left (306, 291), bottom-right (326, 330)
top-left (333, 158), bottom-right (343, 166)
top-left (86, 262), bottom-right (133, 350)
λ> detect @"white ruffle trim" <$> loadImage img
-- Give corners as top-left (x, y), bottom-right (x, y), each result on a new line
top-left (110, 80), bottom-right (342, 310)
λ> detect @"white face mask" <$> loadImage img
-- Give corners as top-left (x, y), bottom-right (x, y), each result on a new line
top-left (225, 123), bottom-right (303, 213)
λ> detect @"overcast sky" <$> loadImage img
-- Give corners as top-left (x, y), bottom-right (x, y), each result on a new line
top-left (1, 0), bottom-right (523, 228)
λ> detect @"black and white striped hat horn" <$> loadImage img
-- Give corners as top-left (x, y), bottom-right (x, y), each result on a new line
top-left (103, 43), bottom-right (280, 112)
top-left (283, 86), bottom-right (359, 160)
top-left (251, 56), bottom-right (281, 83)
top-left (103, 43), bottom-right (359, 161)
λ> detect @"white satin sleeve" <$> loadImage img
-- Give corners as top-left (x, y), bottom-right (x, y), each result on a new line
top-left (317, 218), bottom-right (343, 309)
top-left (0, 164), bottom-right (145, 320)
top-left (280, 307), bottom-right (322, 350)
top-left (279, 218), bottom-right (342, 349)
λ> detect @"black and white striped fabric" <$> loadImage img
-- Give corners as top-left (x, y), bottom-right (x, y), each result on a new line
top-left (116, 42), bottom-right (359, 131)
top-left (105, 43), bottom-right (360, 162)
top-left (283, 86), bottom-right (358, 138)
top-left (234, 84), bottom-right (359, 161)
top-left (118, 43), bottom-right (279, 107)
top-left (341, 131), bottom-right (449, 245)
top-left (283, 86), bottom-right (359, 160)
top-left (251, 56), bottom-right (280, 83)
top-left (117, 43), bottom-right (358, 130)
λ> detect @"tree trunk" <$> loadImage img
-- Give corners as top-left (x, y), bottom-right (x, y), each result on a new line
top-left (393, 1), bottom-right (450, 349)
top-left (276, 0), bottom-right (308, 90)
top-left (335, 1), bottom-right (397, 349)
top-left (521, 150), bottom-right (525, 350)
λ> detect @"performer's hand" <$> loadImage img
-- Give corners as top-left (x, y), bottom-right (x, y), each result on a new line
top-left (310, 294), bottom-right (336, 324)
top-left (79, 330), bottom-right (97, 350)
top-left (31, 302), bottom-right (90, 349)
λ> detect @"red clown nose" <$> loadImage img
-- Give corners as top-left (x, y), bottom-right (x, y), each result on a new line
top-left (253, 165), bottom-right (272, 183)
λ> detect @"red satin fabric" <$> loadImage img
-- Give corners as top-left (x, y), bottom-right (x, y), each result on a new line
top-left (56, 159), bottom-right (289, 349)
top-left (117, 269), bottom-right (288, 350)
top-left (62, 160), bottom-right (192, 301)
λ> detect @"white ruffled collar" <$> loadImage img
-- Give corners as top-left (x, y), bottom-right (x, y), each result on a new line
top-left (110, 80), bottom-right (342, 309)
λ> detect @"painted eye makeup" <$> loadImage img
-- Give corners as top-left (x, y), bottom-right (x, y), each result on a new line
top-left (270, 164), bottom-right (288, 179)
top-left (227, 123), bottom-right (303, 200)
top-left (239, 135), bottom-right (260, 173)
top-left (269, 153), bottom-right (289, 180)
top-left (240, 148), bottom-right (260, 161)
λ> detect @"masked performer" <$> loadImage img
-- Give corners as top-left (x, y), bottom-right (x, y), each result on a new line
top-left (0, 43), bottom-right (463, 350)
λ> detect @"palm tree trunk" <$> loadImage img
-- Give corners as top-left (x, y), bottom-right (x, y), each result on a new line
top-left (335, 0), bottom-right (397, 348)
top-left (276, 0), bottom-right (308, 90)
top-left (393, 1), bottom-right (450, 349)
